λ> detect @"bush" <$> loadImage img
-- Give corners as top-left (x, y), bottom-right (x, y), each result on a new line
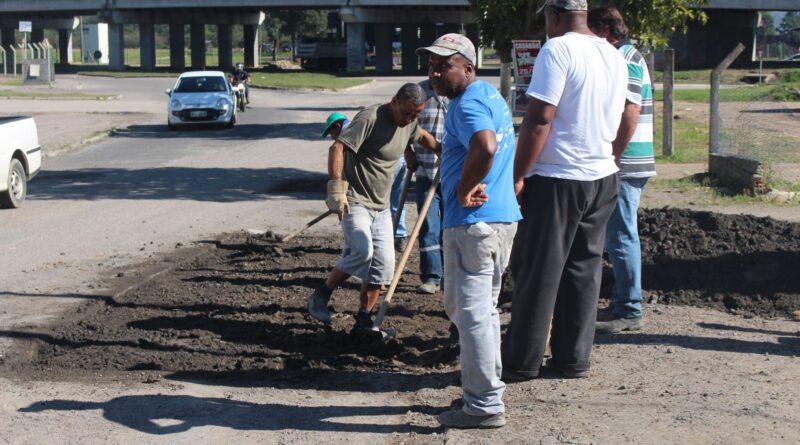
top-left (767, 84), bottom-right (800, 101)
top-left (780, 69), bottom-right (800, 83)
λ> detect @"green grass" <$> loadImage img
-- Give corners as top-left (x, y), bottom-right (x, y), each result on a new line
top-left (76, 70), bottom-right (370, 90)
top-left (0, 77), bottom-right (22, 86)
top-left (649, 173), bottom-right (800, 204)
top-left (0, 90), bottom-right (118, 100)
top-left (654, 117), bottom-right (710, 163)
top-left (73, 48), bottom-right (295, 69)
top-left (249, 72), bottom-right (370, 90)
top-left (654, 84), bottom-right (800, 102)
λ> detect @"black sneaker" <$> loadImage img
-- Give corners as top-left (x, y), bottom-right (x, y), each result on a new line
top-left (596, 316), bottom-right (644, 334)
top-left (394, 237), bottom-right (407, 253)
top-left (352, 312), bottom-right (378, 332)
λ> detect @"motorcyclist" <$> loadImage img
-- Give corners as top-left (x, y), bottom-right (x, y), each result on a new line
top-left (230, 63), bottom-right (251, 104)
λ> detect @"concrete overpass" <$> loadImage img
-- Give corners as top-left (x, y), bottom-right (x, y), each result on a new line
top-left (0, 0), bottom-right (474, 72)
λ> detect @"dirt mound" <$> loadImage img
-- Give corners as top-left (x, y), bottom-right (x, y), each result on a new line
top-left (628, 208), bottom-right (800, 317)
top-left (4, 208), bottom-right (799, 382)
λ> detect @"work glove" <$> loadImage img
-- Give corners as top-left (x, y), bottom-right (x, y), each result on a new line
top-left (326, 179), bottom-right (350, 217)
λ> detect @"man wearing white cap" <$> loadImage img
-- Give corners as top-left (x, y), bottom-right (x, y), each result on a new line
top-left (418, 33), bottom-right (521, 429)
top-left (503, 0), bottom-right (628, 380)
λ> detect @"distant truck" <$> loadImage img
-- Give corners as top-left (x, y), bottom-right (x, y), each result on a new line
top-left (0, 116), bottom-right (41, 208)
top-left (297, 38), bottom-right (347, 71)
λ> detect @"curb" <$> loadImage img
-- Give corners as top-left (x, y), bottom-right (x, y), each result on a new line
top-left (43, 128), bottom-right (117, 159)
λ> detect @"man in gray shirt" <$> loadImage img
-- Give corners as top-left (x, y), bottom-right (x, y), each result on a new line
top-left (307, 83), bottom-right (440, 333)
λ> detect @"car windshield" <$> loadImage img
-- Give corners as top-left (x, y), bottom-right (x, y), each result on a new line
top-left (175, 76), bottom-right (228, 93)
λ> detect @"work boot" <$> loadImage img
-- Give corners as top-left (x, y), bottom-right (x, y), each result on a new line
top-left (417, 282), bottom-right (440, 294)
top-left (595, 316), bottom-right (644, 334)
top-left (437, 408), bottom-right (506, 429)
top-left (307, 285), bottom-right (332, 323)
top-left (394, 237), bottom-right (407, 253)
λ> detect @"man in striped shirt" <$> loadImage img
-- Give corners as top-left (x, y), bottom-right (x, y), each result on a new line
top-left (405, 79), bottom-right (449, 294)
top-left (588, 6), bottom-right (657, 333)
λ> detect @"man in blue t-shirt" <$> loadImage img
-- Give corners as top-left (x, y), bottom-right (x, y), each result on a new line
top-left (417, 33), bottom-right (521, 430)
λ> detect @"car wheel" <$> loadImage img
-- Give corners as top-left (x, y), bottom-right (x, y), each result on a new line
top-left (1, 158), bottom-right (27, 209)
top-left (226, 114), bottom-right (235, 129)
top-left (167, 121), bottom-right (175, 131)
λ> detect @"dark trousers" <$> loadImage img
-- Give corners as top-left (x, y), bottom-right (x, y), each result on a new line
top-left (501, 174), bottom-right (618, 377)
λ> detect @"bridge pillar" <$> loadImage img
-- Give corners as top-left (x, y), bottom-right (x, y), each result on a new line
top-left (139, 23), bottom-right (156, 70)
top-left (58, 29), bottom-right (73, 64)
top-left (217, 24), bottom-right (233, 70)
top-left (401, 25), bottom-right (418, 74)
top-left (169, 24), bottom-right (185, 70)
top-left (108, 23), bottom-right (125, 70)
top-left (465, 24), bottom-right (482, 69)
top-left (374, 23), bottom-right (393, 73)
top-left (190, 24), bottom-right (205, 69)
top-left (419, 22), bottom-right (436, 73)
top-left (244, 24), bottom-right (259, 68)
top-left (1, 28), bottom-right (14, 70)
top-left (346, 22), bottom-right (365, 72)
top-left (31, 28), bottom-right (45, 43)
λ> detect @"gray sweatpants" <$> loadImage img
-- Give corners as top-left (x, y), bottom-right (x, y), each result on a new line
top-left (443, 221), bottom-right (517, 416)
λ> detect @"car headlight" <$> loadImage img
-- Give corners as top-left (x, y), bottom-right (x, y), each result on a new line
top-left (170, 99), bottom-right (183, 110)
top-left (216, 98), bottom-right (230, 110)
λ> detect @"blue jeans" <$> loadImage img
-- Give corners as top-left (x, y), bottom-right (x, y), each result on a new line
top-left (415, 175), bottom-right (443, 284)
top-left (605, 177), bottom-right (649, 319)
top-left (390, 158), bottom-right (408, 239)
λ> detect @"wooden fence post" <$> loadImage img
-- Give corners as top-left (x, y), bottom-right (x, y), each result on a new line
top-left (709, 43), bottom-right (745, 155)
top-left (663, 49), bottom-right (674, 157)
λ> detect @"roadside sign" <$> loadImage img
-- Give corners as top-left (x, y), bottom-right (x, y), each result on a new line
top-left (19, 21), bottom-right (32, 32)
top-left (511, 39), bottom-right (541, 114)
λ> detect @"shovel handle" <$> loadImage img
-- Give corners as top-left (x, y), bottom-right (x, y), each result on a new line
top-left (281, 210), bottom-right (335, 242)
top-left (374, 170), bottom-right (440, 329)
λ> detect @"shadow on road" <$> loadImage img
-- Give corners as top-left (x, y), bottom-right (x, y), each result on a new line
top-left (115, 122), bottom-right (326, 141)
top-left (18, 395), bottom-right (441, 435)
top-left (28, 167), bottom-right (327, 202)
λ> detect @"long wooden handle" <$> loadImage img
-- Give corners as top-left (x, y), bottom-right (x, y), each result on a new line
top-left (281, 210), bottom-right (335, 242)
top-left (392, 167), bottom-right (414, 237)
top-left (374, 170), bottom-right (440, 329)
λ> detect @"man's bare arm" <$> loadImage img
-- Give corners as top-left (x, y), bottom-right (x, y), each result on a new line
top-left (514, 98), bottom-right (557, 194)
top-left (416, 129), bottom-right (441, 154)
top-left (457, 130), bottom-right (498, 207)
top-left (612, 100), bottom-right (642, 162)
top-left (328, 140), bottom-right (346, 180)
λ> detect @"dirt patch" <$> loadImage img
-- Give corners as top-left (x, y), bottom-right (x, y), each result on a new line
top-left (3, 208), bottom-right (799, 383)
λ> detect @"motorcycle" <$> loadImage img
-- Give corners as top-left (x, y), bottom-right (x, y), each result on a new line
top-left (231, 81), bottom-right (247, 112)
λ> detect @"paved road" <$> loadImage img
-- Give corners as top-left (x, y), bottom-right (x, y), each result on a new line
top-left (0, 75), bottom-right (437, 339)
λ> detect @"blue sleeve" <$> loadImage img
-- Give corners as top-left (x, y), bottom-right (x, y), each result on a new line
top-left (452, 98), bottom-right (494, 149)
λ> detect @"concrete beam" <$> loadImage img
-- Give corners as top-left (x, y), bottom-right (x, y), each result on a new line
top-left (58, 28), bottom-right (73, 63)
top-left (169, 24), bottom-right (185, 70)
top-left (346, 22), bottom-right (365, 73)
top-left (190, 24), bottom-right (205, 69)
top-left (139, 23), bottom-right (156, 70)
top-left (103, 9), bottom-right (266, 25)
top-left (419, 22), bottom-right (435, 73)
top-left (218, 24), bottom-right (233, 70)
top-left (0, 16), bottom-right (78, 30)
top-left (243, 24), bottom-right (259, 68)
top-left (108, 23), bottom-right (125, 70)
top-left (401, 25), bottom-right (418, 74)
top-left (340, 7), bottom-right (474, 24)
top-left (374, 23), bottom-right (393, 73)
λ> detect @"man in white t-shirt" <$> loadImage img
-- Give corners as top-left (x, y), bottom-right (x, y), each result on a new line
top-left (501, 0), bottom-right (628, 381)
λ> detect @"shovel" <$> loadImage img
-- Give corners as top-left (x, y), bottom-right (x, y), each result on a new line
top-left (373, 170), bottom-right (440, 331)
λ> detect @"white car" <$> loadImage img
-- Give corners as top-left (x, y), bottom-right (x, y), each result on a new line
top-left (0, 116), bottom-right (41, 209)
top-left (166, 71), bottom-right (236, 130)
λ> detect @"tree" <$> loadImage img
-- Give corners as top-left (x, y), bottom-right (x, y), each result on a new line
top-left (470, 0), bottom-right (708, 102)
top-left (777, 11), bottom-right (800, 50)
top-left (277, 10), bottom-right (330, 58)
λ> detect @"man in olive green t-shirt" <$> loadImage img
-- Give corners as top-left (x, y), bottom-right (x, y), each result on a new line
top-left (308, 83), bottom-right (440, 334)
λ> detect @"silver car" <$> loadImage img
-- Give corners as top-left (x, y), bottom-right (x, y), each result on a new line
top-left (166, 71), bottom-right (236, 130)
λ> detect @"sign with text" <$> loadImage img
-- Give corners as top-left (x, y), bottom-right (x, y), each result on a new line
top-left (511, 40), bottom-right (541, 114)
top-left (19, 21), bottom-right (32, 33)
